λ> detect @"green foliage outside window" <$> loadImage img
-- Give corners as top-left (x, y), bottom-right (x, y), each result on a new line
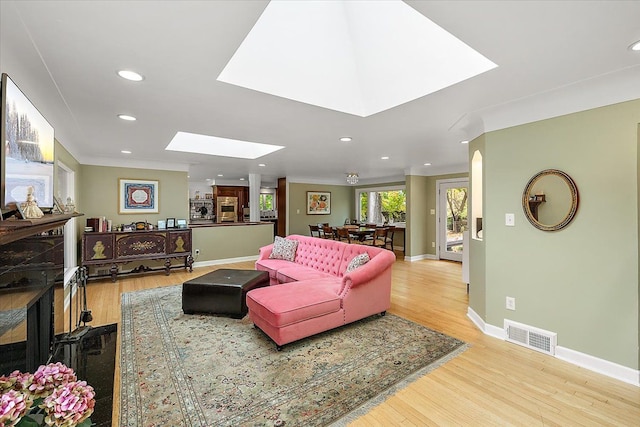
top-left (260, 194), bottom-right (274, 210)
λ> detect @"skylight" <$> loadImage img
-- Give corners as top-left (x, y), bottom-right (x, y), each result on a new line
top-left (217, 0), bottom-right (497, 117)
top-left (165, 132), bottom-right (284, 159)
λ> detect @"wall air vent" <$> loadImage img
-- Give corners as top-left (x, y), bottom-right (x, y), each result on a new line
top-left (504, 319), bottom-right (556, 355)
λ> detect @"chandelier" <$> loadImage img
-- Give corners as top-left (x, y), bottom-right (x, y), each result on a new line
top-left (346, 173), bottom-right (359, 185)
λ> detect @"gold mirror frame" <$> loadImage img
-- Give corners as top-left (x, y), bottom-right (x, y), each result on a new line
top-left (522, 169), bottom-right (579, 231)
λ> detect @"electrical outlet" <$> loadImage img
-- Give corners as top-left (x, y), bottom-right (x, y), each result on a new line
top-left (195, 249), bottom-right (200, 256)
top-left (506, 296), bottom-right (516, 310)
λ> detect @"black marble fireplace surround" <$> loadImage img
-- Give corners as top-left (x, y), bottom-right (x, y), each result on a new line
top-left (0, 227), bottom-right (63, 373)
top-left (1, 214), bottom-right (116, 426)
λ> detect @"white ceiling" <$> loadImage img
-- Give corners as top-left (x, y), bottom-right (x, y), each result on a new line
top-left (1, 0), bottom-right (639, 188)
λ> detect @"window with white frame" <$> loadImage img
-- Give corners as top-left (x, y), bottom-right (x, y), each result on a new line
top-left (355, 186), bottom-right (406, 224)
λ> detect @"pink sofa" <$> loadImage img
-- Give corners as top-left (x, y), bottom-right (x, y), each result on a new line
top-left (247, 235), bottom-right (396, 349)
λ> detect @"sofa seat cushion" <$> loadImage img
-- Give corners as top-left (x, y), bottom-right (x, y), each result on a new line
top-left (255, 258), bottom-right (295, 280)
top-left (276, 265), bottom-right (334, 284)
top-left (247, 282), bottom-right (341, 328)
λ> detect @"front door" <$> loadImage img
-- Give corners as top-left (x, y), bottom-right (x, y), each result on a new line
top-left (438, 179), bottom-right (468, 262)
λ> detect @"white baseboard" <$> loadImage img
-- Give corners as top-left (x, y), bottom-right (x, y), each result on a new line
top-left (466, 307), bottom-right (639, 387)
top-left (466, 307), bottom-right (504, 340)
top-left (556, 346), bottom-right (640, 387)
top-left (192, 255), bottom-right (259, 269)
top-left (404, 253), bottom-right (437, 262)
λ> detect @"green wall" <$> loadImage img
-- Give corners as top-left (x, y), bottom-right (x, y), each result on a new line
top-left (469, 134), bottom-right (486, 319)
top-left (192, 224), bottom-right (273, 262)
top-left (287, 182), bottom-right (354, 236)
top-left (79, 165), bottom-right (189, 228)
top-left (472, 99), bottom-right (640, 369)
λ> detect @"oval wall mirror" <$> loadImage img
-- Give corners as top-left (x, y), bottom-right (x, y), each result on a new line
top-left (522, 169), bottom-right (579, 231)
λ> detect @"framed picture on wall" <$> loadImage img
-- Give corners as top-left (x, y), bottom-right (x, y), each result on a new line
top-left (119, 178), bottom-right (159, 214)
top-left (306, 191), bottom-right (331, 215)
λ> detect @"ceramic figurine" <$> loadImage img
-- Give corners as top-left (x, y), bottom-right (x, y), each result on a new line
top-left (21, 186), bottom-right (44, 219)
top-left (65, 196), bottom-right (77, 214)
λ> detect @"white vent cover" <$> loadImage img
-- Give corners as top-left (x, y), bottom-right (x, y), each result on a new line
top-left (504, 319), bottom-right (557, 355)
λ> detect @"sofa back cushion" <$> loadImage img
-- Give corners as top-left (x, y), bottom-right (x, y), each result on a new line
top-left (287, 235), bottom-right (346, 277)
top-left (269, 236), bottom-right (298, 261)
top-left (338, 244), bottom-right (385, 277)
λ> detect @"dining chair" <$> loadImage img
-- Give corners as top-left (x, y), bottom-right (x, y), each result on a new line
top-left (321, 225), bottom-right (335, 239)
top-left (336, 227), bottom-right (356, 244)
top-left (309, 224), bottom-right (321, 238)
top-left (384, 225), bottom-right (396, 250)
top-left (336, 227), bottom-right (362, 245)
top-left (365, 227), bottom-right (387, 247)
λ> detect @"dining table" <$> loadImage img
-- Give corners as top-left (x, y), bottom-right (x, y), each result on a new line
top-left (339, 225), bottom-right (376, 242)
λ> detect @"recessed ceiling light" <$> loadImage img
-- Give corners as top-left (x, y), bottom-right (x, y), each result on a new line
top-left (118, 114), bottom-right (136, 121)
top-left (121, 150), bottom-right (132, 154)
top-left (630, 40), bottom-right (640, 51)
top-left (381, 156), bottom-right (389, 160)
top-left (258, 163), bottom-right (266, 167)
top-left (340, 137), bottom-right (352, 142)
top-left (239, 178), bottom-right (245, 181)
top-left (217, 174), bottom-right (224, 177)
top-left (424, 162), bottom-right (432, 166)
top-left (460, 140), bottom-right (469, 144)
top-left (117, 70), bottom-right (144, 81)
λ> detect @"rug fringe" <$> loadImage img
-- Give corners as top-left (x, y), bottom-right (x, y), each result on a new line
top-left (329, 343), bottom-right (470, 426)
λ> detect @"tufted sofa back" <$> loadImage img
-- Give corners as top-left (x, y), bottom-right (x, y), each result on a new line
top-left (287, 235), bottom-right (386, 277)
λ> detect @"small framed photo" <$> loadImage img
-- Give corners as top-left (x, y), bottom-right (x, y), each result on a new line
top-left (166, 218), bottom-right (176, 228)
top-left (176, 219), bottom-right (187, 228)
top-left (157, 220), bottom-right (166, 230)
top-left (306, 191), bottom-right (331, 215)
top-left (14, 203), bottom-right (26, 220)
top-left (53, 196), bottom-right (66, 213)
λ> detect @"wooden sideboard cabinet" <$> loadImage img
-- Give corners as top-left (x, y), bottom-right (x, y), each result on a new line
top-left (81, 229), bottom-right (193, 281)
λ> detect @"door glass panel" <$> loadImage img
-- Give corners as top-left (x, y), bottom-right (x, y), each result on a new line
top-left (445, 187), bottom-right (467, 254)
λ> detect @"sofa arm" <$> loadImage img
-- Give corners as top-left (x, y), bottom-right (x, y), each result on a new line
top-left (341, 250), bottom-right (396, 291)
top-left (257, 243), bottom-right (274, 261)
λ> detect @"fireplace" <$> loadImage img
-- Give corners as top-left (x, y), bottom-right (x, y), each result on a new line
top-left (0, 215), bottom-right (70, 374)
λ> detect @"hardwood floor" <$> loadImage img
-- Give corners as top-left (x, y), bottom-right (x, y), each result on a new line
top-left (83, 255), bottom-right (639, 426)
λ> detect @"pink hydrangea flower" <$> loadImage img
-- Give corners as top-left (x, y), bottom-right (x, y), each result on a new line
top-left (42, 381), bottom-right (95, 427)
top-left (0, 389), bottom-right (32, 427)
top-left (0, 371), bottom-right (31, 394)
top-left (28, 363), bottom-right (77, 398)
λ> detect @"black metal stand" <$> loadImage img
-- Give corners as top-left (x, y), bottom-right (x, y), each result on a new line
top-left (57, 267), bottom-right (92, 344)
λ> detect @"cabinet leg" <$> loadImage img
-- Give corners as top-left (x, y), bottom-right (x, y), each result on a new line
top-left (164, 259), bottom-right (171, 275)
top-left (186, 255), bottom-right (194, 272)
top-left (109, 264), bottom-right (118, 282)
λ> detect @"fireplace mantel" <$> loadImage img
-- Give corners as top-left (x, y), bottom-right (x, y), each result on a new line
top-left (0, 213), bottom-right (82, 246)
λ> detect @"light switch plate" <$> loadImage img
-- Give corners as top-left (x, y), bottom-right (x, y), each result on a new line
top-left (505, 213), bottom-right (515, 226)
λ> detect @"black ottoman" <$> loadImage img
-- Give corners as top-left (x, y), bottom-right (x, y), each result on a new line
top-left (182, 269), bottom-right (269, 318)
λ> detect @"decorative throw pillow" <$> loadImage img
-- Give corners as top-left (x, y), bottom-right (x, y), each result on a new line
top-left (346, 253), bottom-right (370, 273)
top-left (269, 236), bottom-right (298, 261)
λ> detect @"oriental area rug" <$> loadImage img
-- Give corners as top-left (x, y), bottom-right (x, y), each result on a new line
top-left (120, 285), bottom-right (467, 426)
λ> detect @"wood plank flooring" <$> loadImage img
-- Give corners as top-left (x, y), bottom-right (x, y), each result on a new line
top-left (81, 255), bottom-right (639, 426)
